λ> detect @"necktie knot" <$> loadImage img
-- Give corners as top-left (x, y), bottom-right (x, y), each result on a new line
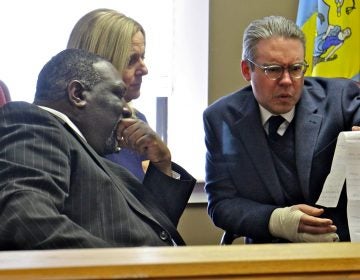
top-left (268, 115), bottom-right (284, 140)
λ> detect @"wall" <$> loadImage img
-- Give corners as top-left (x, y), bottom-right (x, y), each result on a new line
top-left (0, 0), bottom-right (208, 182)
top-left (178, 0), bottom-right (299, 246)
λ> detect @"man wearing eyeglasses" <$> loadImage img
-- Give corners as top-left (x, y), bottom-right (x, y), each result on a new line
top-left (203, 16), bottom-right (360, 243)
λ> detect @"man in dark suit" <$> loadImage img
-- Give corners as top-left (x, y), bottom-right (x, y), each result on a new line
top-left (0, 49), bottom-right (196, 249)
top-left (203, 16), bottom-right (360, 243)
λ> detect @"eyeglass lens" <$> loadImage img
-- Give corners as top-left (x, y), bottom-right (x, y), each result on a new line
top-left (265, 64), bottom-right (307, 80)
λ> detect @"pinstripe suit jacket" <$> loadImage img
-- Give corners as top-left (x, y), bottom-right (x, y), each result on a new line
top-left (204, 77), bottom-right (360, 242)
top-left (0, 102), bottom-right (196, 250)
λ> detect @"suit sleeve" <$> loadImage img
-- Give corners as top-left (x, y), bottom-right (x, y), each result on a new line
top-left (142, 162), bottom-right (196, 226)
top-left (0, 104), bottom-right (111, 249)
top-left (203, 105), bottom-right (277, 242)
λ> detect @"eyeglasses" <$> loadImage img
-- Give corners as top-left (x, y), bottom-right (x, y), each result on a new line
top-left (247, 58), bottom-right (308, 80)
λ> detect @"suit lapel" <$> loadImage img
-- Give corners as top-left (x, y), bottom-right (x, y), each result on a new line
top-left (57, 119), bottom-right (164, 229)
top-left (228, 85), bottom-right (323, 204)
top-left (231, 95), bottom-right (285, 204)
top-left (294, 93), bottom-right (322, 200)
top-left (62, 121), bottom-right (186, 245)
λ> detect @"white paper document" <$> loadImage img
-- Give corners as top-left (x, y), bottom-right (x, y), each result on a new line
top-left (316, 131), bottom-right (360, 242)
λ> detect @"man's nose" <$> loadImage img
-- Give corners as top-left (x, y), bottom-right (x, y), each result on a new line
top-left (279, 69), bottom-right (293, 83)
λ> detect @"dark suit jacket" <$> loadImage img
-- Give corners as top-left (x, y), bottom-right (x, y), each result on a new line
top-left (203, 77), bottom-right (360, 242)
top-left (0, 102), bottom-right (196, 250)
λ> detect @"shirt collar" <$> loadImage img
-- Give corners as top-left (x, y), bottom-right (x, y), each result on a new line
top-left (258, 104), bottom-right (295, 126)
top-left (37, 106), bottom-right (86, 141)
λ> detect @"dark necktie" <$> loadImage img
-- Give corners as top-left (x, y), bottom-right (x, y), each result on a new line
top-left (268, 115), bottom-right (284, 140)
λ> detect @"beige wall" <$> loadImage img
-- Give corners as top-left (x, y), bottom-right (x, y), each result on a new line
top-left (178, 0), bottom-right (300, 246)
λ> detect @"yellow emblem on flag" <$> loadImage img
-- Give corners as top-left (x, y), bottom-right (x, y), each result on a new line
top-left (297, 0), bottom-right (359, 81)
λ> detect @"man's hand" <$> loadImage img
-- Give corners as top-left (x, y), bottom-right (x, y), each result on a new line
top-left (269, 204), bottom-right (339, 242)
top-left (293, 204), bottom-right (336, 234)
top-left (117, 118), bottom-right (172, 176)
top-left (352, 126), bottom-right (360, 131)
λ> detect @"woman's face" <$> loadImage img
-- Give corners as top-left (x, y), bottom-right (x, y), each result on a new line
top-left (122, 31), bottom-right (148, 102)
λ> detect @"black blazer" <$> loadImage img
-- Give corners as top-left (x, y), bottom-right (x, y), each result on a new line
top-left (0, 102), bottom-right (196, 250)
top-left (203, 77), bottom-right (360, 242)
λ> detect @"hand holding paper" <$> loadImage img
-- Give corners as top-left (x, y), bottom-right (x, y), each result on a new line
top-left (316, 131), bottom-right (360, 242)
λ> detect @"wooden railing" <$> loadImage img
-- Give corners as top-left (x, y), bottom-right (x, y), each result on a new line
top-left (0, 243), bottom-right (359, 279)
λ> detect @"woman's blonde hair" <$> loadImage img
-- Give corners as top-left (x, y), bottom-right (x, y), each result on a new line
top-left (67, 8), bottom-right (145, 76)
top-left (67, 9), bottom-right (146, 117)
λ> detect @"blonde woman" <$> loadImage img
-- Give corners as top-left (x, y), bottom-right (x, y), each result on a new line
top-left (67, 8), bottom-right (149, 181)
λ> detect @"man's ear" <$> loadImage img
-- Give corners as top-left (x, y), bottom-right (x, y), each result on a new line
top-left (241, 59), bottom-right (252, 81)
top-left (67, 80), bottom-right (87, 108)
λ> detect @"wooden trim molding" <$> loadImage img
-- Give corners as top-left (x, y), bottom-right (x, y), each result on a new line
top-left (0, 243), bottom-right (359, 279)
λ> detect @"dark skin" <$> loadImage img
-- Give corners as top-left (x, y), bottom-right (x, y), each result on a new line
top-left (37, 60), bottom-right (172, 177)
top-left (117, 119), bottom-right (172, 176)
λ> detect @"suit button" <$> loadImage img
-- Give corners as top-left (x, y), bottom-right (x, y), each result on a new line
top-left (159, 230), bottom-right (169, 241)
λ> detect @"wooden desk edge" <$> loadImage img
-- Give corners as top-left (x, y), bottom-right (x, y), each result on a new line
top-left (0, 243), bottom-right (359, 279)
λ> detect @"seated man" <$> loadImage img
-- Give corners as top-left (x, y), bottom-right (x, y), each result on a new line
top-left (0, 49), bottom-right (196, 250)
top-left (203, 16), bottom-right (360, 243)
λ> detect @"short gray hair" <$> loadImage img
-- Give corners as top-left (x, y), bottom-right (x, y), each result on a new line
top-left (242, 16), bottom-right (306, 61)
